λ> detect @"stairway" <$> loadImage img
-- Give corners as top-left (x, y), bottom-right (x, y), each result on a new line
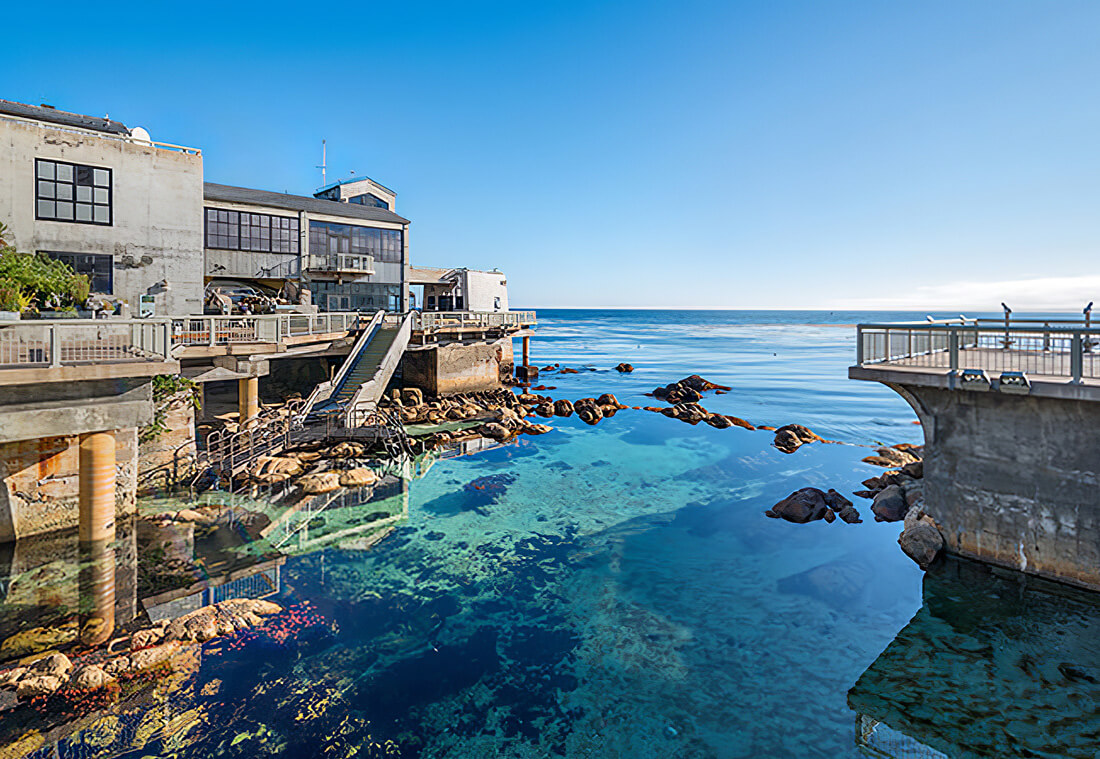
top-left (324, 326), bottom-right (399, 408)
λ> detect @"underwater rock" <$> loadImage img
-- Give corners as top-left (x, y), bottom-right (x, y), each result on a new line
top-left (71, 665), bottom-right (113, 690)
top-left (871, 485), bottom-right (908, 522)
top-left (339, 468), bottom-right (378, 487)
top-left (29, 653), bottom-right (72, 680)
top-left (299, 472), bottom-right (342, 494)
top-left (17, 675), bottom-right (62, 699)
top-left (0, 667), bottom-right (26, 688)
top-left (478, 422), bottom-right (512, 440)
top-left (766, 488), bottom-right (830, 523)
top-left (128, 641), bottom-right (181, 670)
top-left (614, 363), bottom-right (634, 372)
top-left (250, 456), bottom-right (304, 484)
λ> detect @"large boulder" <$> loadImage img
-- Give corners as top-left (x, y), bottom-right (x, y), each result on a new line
top-left (339, 468), bottom-right (378, 487)
top-left (29, 653), bottom-right (71, 680)
top-left (766, 488), bottom-right (830, 523)
top-left (71, 665), bottom-right (113, 690)
top-left (16, 675), bottom-right (62, 699)
top-left (251, 456), bottom-right (304, 484)
top-left (871, 485), bottom-right (908, 522)
top-left (553, 399), bottom-right (574, 417)
top-left (596, 393), bottom-right (621, 408)
top-left (772, 424), bottom-right (823, 454)
top-left (299, 472), bottom-right (341, 495)
top-left (899, 521), bottom-right (944, 569)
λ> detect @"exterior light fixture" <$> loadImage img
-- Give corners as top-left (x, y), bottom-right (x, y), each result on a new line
top-left (997, 371), bottom-right (1031, 395)
top-left (958, 368), bottom-right (991, 391)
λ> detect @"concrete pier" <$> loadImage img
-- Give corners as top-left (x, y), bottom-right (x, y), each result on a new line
top-left (78, 431), bottom-right (117, 544)
top-left (851, 317), bottom-right (1100, 589)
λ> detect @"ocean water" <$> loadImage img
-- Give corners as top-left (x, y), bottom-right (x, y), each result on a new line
top-left (0, 309), bottom-right (1096, 758)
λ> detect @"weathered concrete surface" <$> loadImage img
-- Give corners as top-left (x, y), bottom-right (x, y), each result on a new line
top-left (0, 379), bottom-right (154, 444)
top-left (402, 338), bottom-right (513, 396)
top-left (0, 430), bottom-right (137, 542)
top-left (892, 383), bottom-right (1100, 590)
top-left (138, 391), bottom-right (197, 495)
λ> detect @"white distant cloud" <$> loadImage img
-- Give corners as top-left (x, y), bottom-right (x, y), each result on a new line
top-left (833, 275), bottom-right (1100, 311)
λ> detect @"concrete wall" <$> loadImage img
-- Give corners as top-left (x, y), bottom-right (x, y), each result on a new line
top-left (0, 429), bottom-right (138, 542)
top-left (402, 338), bottom-right (513, 396)
top-left (0, 115), bottom-right (204, 315)
top-left (463, 270), bottom-right (509, 312)
top-left (897, 383), bottom-right (1100, 589)
top-left (137, 392), bottom-right (197, 495)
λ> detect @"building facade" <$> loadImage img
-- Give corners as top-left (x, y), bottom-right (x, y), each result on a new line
top-left (0, 100), bottom-right (205, 316)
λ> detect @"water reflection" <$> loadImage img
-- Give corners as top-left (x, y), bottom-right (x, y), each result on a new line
top-left (849, 556), bottom-right (1100, 758)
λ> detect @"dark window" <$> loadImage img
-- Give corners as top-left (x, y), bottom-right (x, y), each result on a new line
top-left (348, 192), bottom-right (390, 209)
top-left (309, 221), bottom-right (403, 264)
top-left (40, 251), bottom-right (113, 294)
top-left (36, 159), bottom-right (112, 225)
top-left (204, 208), bottom-right (299, 254)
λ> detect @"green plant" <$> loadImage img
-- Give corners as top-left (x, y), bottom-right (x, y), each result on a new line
top-left (0, 279), bottom-right (21, 312)
top-left (141, 375), bottom-right (203, 443)
top-left (0, 251), bottom-right (91, 311)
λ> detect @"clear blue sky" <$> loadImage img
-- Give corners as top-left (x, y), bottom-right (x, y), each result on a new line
top-left (4, 1), bottom-right (1100, 309)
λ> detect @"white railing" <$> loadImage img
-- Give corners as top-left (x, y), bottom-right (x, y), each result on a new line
top-left (415, 310), bottom-right (536, 332)
top-left (856, 318), bottom-right (1100, 382)
top-left (304, 253), bottom-right (375, 274)
top-left (0, 312), bottom-right (366, 371)
top-left (0, 319), bottom-right (172, 368)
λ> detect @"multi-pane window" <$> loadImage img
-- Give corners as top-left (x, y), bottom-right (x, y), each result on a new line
top-left (204, 208), bottom-right (299, 254)
top-left (349, 192), bottom-right (390, 210)
top-left (308, 221), bottom-right (402, 264)
top-left (36, 159), bottom-right (112, 225)
top-left (40, 251), bottom-right (113, 294)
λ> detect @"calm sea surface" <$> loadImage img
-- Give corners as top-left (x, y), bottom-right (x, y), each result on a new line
top-left (1, 309), bottom-right (1098, 758)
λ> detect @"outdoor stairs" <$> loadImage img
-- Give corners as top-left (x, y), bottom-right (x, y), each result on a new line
top-left (320, 326), bottom-right (400, 410)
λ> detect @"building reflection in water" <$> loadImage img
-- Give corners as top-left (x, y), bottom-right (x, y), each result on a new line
top-left (849, 556), bottom-right (1100, 759)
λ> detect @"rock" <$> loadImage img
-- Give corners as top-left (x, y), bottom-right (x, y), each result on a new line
top-left (559, 368), bottom-right (580, 374)
top-left (678, 374), bottom-right (732, 392)
top-left (29, 653), bottom-right (71, 679)
top-left (852, 490), bottom-right (877, 499)
top-left (479, 422), bottom-right (512, 440)
top-left (102, 657), bottom-right (130, 675)
top-left (218, 598), bottom-right (281, 616)
top-left (339, 468), bottom-right (378, 487)
top-left (523, 423), bottom-right (553, 435)
top-left (871, 485), bottom-right (908, 522)
top-left (288, 450), bottom-right (322, 463)
top-left (174, 508), bottom-right (216, 525)
top-left (298, 472), bottom-right (342, 494)
top-left (599, 404), bottom-right (619, 418)
top-left (773, 424), bottom-right (823, 454)
top-left (0, 667), bottom-right (26, 689)
top-left (864, 446), bottom-right (919, 467)
top-left (536, 403), bottom-right (555, 418)
top-left (128, 642), bottom-right (181, 670)
top-left (901, 460), bottom-right (924, 479)
top-left (517, 393), bottom-right (541, 404)
top-left (327, 441), bottom-right (367, 459)
top-left (575, 402), bottom-right (603, 425)
top-left (400, 388), bottom-right (424, 406)
top-left (614, 363), bottom-right (634, 373)
top-left (766, 488), bottom-right (830, 523)
top-left (166, 608), bottom-right (218, 643)
top-left (824, 489), bottom-right (862, 523)
top-left (17, 675), bottom-right (62, 699)
top-left (596, 393), bottom-right (621, 407)
top-left (553, 399), bottom-right (574, 417)
top-left (71, 665), bottom-right (113, 690)
top-left (899, 521), bottom-right (944, 569)
top-left (725, 416), bottom-right (755, 430)
top-left (131, 627), bottom-right (165, 649)
top-left (251, 456), bottom-right (304, 484)
top-left (705, 413), bottom-right (733, 429)
top-left (823, 508), bottom-right (837, 523)
top-left (904, 481), bottom-right (925, 508)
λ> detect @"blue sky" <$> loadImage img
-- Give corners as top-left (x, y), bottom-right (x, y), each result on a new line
top-left (4, 1), bottom-right (1100, 309)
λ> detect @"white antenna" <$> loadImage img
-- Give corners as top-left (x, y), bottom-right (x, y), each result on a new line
top-left (317, 140), bottom-right (327, 186)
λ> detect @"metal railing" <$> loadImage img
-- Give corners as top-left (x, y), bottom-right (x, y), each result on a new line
top-left (202, 398), bottom-right (306, 478)
top-left (415, 310), bottom-right (536, 332)
top-left (856, 318), bottom-right (1100, 383)
top-left (0, 319), bottom-right (173, 368)
top-left (169, 311), bottom-right (364, 348)
top-left (299, 310), bottom-right (386, 417)
top-left (304, 253), bottom-right (375, 274)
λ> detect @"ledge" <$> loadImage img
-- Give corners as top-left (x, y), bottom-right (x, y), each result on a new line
top-left (849, 364), bottom-right (1100, 402)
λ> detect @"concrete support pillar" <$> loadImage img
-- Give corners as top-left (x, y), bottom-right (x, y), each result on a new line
top-left (78, 539), bottom-right (116, 646)
top-left (238, 376), bottom-right (259, 424)
top-left (522, 336), bottom-right (530, 367)
top-left (79, 431), bottom-right (116, 544)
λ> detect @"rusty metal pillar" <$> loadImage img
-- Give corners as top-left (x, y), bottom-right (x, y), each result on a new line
top-left (522, 335), bottom-right (530, 368)
top-left (78, 431), bottom-right (116, 544)
top-left (238, 376), bottom-right (259, 424)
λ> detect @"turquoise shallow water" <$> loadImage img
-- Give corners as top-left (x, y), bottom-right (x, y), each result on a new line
top-left (1, 309), bottom-right (1097, 757)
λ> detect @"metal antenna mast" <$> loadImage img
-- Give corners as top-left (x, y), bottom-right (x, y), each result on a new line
top-left (317, 140), bottom-right (327, 186)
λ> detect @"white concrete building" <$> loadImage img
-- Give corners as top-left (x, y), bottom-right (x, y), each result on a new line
top-left (0, 100), bottom-right (204, 316)
top-left (409, 267), bottom-right (509, 312)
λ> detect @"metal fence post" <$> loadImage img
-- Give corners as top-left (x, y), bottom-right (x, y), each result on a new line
top-left (949, 329), bottom-right (959, 371)
top-left (49, 325), bottom-right (61, 367)
top-left (1072, 333), bottom-right (1083, 383)
top-left (855, 327), bottom-right (864, 365)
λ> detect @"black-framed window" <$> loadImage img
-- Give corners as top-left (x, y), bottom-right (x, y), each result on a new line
top-left (204, 208), bottom-right (299, 254)
top-left (308, 221), bottom-right (403, 264)
top-left (349, 192), bottom-right (390, 210)
top-left (36, 159), bottom-right (112, 225)
top-left (40, 251), bottom-right (113, 294)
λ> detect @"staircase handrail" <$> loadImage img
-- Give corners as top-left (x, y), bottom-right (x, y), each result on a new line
top-left (298, 310), bottom-right (384, 419)
top-left (342, 311), bottom-right (416, 427)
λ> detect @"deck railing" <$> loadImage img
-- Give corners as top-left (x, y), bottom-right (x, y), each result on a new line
top-left (0, 319), bottom-right (173, 368)
top-left (414, 310), bottom-right (536, 332)
top-left (856, 318), bottom-right (1100, 382)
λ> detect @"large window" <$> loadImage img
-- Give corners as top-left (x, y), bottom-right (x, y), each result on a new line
top-left (36, 159), bottom-right (112, 225)
top-left (309, 221), bottom-right (402, 264)
top-left (204, 208), bottom-right (299, 254)
top-left (349, 192), bottom-right (390, 210)
top-left (308, 281), bottom-right (402, 312)
top-left (40, 251), bottom-right (113, 294)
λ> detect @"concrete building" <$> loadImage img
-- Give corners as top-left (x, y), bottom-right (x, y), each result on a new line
top-left (0, 100), bottom-right (204, 316)
top-left (203, 183), bottom-right (410, 312)
top-left (409, 267), bottom-right (509, 312)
